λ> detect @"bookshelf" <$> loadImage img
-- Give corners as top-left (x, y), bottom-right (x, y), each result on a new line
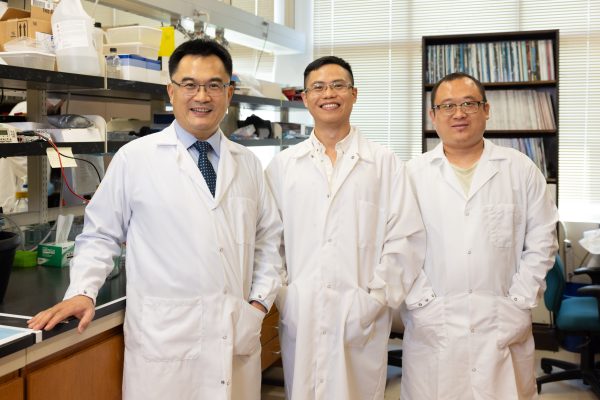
top-left (422, 30), bottom-right (559, 190)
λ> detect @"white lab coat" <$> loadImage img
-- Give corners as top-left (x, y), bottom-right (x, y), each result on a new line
top-left (64, 124), bottom-right (282, 400)
top-left (266, 127), bottom-right (426, 400)
top-left (402, 140), bottom-right (558, 400)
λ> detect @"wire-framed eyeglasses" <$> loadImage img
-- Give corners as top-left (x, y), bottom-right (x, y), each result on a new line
top-left (171, 79), bottom-right (233, 96)
top-left (304, 80), bottom-right (354, 95)
top-left (432, 101), bottom-right (487, 115)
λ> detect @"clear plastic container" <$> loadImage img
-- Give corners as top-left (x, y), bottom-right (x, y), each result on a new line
top-left (106, 26), bottom-right (162, 48)
top-left (105, 47), bottom-right (121, 79)
top-left (14, 190), bottom-right (28, 213)
top-left (0, 51), bottom-right (55, 71)
top-left (51, 0), bottom-right (101, 76)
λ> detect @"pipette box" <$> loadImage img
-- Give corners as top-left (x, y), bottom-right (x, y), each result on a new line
top-left (37, 241), bottom-right (74, 268)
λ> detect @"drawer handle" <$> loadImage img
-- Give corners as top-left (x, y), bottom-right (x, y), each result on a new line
top-left (271, 351), bottom-right (281, 355)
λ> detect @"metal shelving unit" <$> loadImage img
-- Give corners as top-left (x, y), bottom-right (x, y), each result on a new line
top-left (0, 65), bottom-right (307, 226)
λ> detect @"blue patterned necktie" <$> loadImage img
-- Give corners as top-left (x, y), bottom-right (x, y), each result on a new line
top-left (192, 141), bottom-right (217, 196)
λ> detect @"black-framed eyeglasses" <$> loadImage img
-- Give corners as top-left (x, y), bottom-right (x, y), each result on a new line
top-left (170, 79), bottom-right (233, 96)
top-left (304, 80), bottom-right (354, 95)
top-left (432, 101), bottom-right (487, 115)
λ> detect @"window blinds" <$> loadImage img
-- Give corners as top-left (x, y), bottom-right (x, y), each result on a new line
top-left (313, 0), bottom-right (600, 222)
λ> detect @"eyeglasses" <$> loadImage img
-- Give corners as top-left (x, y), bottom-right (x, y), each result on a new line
top-left (170, 79), bottom-right (233, 96)
top-left (432, 101), bottom-right (486, 115)
top-left (304, 80), bottom-right (354, 95)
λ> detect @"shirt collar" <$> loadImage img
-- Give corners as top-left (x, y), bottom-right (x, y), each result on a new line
top-left (175, 120), bottom-right (221, 157)
top-left (309, 128), bottom-right (355, 155)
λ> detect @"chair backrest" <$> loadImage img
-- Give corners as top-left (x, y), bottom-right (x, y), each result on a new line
top-left (544, 255), bottom-right (566, 315)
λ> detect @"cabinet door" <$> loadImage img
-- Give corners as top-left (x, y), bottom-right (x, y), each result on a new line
top-left (27, 333), bottom-right (124, 400)
top-left (0, 376), bottom-right (23, 400)
top-left (261, 306), bottom-right (281, 370)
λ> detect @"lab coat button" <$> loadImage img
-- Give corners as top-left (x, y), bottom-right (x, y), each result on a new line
top-left (219, 247), bottom-right (224, 253)
top-left (472, 368), bottom-right (476, 372)
top-left (467, 250), bottom-right (472, 254)
top-left (418, 303), bottom-right (422, 307)
top-left (221, 380), bottom-right (225, 384)
top-left (513, 297), bottom-right (518, 302)
top-left (322, 330), bottom-right (326, 335)
top-left (468, 289), bottom-right (473, 294)
top-left (258, 294), bottom-right (262, 299)
top-left (222, 335), bottom-right (227, 340)
top-left (326, 194), bottom-right (330, 198)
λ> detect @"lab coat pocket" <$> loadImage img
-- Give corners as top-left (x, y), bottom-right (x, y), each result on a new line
top-left (344, 288), bottom-right (385, 348)
top-left (279, 284), bottom-right (299, 340)
top-left (233, 300), bottom-right (265, 356)
top-left (407, 297), bottom-right (447, 349)
top-left (496, 297), bottom-right (532, 349)
top-left (141, 296), bottom-right (202, 361)
top-left (483, 204), bottom-right (522, 248)
top-left (358, 200), bottom-right (380, 248)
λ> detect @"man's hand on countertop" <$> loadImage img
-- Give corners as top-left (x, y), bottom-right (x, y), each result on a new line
top-left (27, 295), bottom-right (95, 334)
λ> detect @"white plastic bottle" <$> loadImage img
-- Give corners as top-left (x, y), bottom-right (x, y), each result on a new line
top-left (52, 0), bottom-right (101, 76)
top-left (92, 22), bottom-right (106, 77)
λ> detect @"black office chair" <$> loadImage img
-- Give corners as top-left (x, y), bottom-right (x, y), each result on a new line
top-left (536, 256), bottom-right (600, 396)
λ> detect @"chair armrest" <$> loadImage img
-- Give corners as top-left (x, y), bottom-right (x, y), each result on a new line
top-left (576, 285), bottom-right (600, 299)
top-left (574, 267), bottom-right (600, 284)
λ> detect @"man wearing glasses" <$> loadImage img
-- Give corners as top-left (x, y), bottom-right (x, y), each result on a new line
top-left (266, 56), bottom-right (425, 399)
top-left (401, 72), bottom-right (558, 399)
top-left (28, 39), bottom-right (282, 400)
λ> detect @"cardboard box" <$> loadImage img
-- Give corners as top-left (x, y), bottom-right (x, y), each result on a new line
top-left (0, 8), bottom-right (52, 51)
top-left (37, 242), bottom-right (74, 268)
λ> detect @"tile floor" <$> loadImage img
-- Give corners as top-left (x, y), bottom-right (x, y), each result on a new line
top-left (261, 341), bottom-right (598, 399)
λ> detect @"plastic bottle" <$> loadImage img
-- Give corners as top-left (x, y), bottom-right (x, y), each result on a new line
top-left (51, 0), bottom-right (101, 76)
top-left (14, 186), bottom-right (28, 213)
top-left (106, 48), bottom-right (121, 79)
top-left (92, 22), bottom-right (106, 77)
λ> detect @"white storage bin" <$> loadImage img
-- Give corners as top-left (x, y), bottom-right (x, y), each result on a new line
top-left (120, 64), bottom-right (147, 82)
top-left (0, 51), bottom-right (55, 71)
top-left (103, 42), bottom-right (158, 60)
top-left (106, 26), bottom-right (162, 48)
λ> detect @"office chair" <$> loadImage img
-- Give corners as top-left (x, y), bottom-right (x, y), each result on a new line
top-left (388, 307), bottom-right (404, 368)
top-left (536, 256), bottom-right (600, 396)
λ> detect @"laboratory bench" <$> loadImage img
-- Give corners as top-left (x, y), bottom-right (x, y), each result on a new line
top-left (0, 265), bottom-right (281, 399)
top-left (0, 265), bottom-right (126, 400)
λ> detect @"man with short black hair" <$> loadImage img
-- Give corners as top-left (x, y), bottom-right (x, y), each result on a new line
top-left (401, 72), bottom-right (558, 399)
top-left (28, 39), bottom-right (282, 400)
top-left (266, 56), bottom-right (425, 399)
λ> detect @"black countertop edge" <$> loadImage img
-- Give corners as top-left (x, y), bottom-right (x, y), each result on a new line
top-left (0, 297), bottom-right (126, 356)
top-left (0, 332), bottom-right (36, 359)
top-left (39, 296), bottom-right (126, 341)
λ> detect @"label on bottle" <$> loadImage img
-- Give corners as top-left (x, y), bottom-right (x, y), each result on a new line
top-left (53, 20), bottom-right (90, 50)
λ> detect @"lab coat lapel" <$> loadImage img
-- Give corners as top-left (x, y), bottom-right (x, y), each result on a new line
top-left (431, 144), bottom-right (465, 198)
top-left (468, 140), bottom-right (500, 200)
top-left (330, 128), bottom-right (370, 198)
top-left (157, 125), bottom-right (199, 184)
top-left (214, 135), bottom-right (238, 206)
top-left (159, 125), bottom-right (219, 202)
